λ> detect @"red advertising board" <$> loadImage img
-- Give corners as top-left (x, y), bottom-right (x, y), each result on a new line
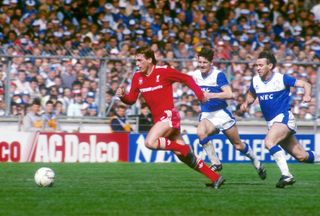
top-left (0, 132), bottom-right (129, 162)
top-left (0, 141), bottom-right (21, 162)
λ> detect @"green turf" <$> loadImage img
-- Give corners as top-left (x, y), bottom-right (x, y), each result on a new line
top-left (0, 163), bottom-right (319, 216)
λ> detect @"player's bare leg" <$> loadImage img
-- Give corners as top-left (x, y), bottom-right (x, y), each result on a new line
top-left (281, 135), bottom-right (320, 163)
top-left (265, 124), bottom-right (295, 188)
top-left (224, 125), bottom-right (266, 180)
top-left (145, 121), bottom-right (190, 156)
top-left (197, 119), bottom-right (222, 171)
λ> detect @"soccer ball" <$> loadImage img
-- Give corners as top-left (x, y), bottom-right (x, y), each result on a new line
top-left (34, 167), bottom-right (55, 187)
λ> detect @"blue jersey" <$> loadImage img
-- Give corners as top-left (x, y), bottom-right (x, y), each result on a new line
top-left (189, 67), bottom-right (229, 112)
top-left (249, 72), bottom-right (296, 121)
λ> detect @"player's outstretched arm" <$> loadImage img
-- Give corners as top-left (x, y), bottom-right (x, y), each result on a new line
top-left (205, 85), bottom-right (234, 100)
top-left (116, 86), bottom-right (139, 105)
top-left (240, 91), bottom-right (256, 113)
top-left (295, 79), bottom-right (312, 103)
top-left (170, 70), bottom-right (206, 102)
top-left (116, 74), bottom-right (140, 105)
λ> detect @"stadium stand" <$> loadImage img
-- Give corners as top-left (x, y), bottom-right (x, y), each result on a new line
top-left (0, 0), bottom-right (319, 121)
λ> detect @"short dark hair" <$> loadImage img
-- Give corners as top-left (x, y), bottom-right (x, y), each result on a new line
top-left (30, 77), bottom-right (38, 83)
top-left (136, 46), bottom-right (157, 65)
top-left (198, 47), bottom-right (214, 62)
top-left (32, 98), bottom-right (41, 106)
top-left (141, 103), bottom-right (149, 109)
top-left (46, 100), bottom-right (54, 105)
top-left (117, 104), bottom-right (127, 110)
top-left (55, 101), bottom-right (63, 105)
top-left (258, 50), bottom-right (277, 69)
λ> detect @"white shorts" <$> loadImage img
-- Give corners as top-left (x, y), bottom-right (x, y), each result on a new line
top-left (200, 109), bottom-right (236, 132)
top-left (267, 111), bottom-right (297, 133)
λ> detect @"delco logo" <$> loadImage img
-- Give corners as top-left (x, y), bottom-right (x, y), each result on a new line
top-left (33, 134), bottom-right (120, 162)
top-left (259, 94), bottom-right (273, 100)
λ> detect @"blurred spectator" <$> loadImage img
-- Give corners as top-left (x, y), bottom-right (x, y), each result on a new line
top-left (42, 100), bottom-right (61, 131)
top-left (190, 99), bottom-right (201, 117)
top-left (55, 100), bottom-right (65, 116)
top-left (61, 61), bottom-right (77, 89)
top-left (28, 77), bottom-right (41, 101)
top-left (42, 85), bottom-right (59, 106)
top-left (87, 103), bottom-right (98, 117)
top-left (22, 98), bottom-right (43, 132)
top-left (14, 70), bottom-right (30, 93)
top-left (61, 87), bottom-right (72, 111)
top-left (11, 90), bottom-right (23, 105)
top-left (252, 106), bottom-right (264, 119)
top-left (185, 106), bottom-right (196, 118)
top-left (233, 94), bottom-right (247, 119)
top-left (138, 103), bottom-right (153, 132)
top-left (105, 89), bottom-right (114, 116)
top-left (110, 104), bottom-right (132, 132)
top-left (67, 89), bottom-right (83, 117)
top-left (83, 91), bottom-right (98, 116)
top-left (21, 90), bottom-right (31, 105)
top-left (0, 97), bottom-right (5, 116)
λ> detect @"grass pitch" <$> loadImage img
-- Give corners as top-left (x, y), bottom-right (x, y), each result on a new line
top-left (0, 163), bottom-right (319, 216)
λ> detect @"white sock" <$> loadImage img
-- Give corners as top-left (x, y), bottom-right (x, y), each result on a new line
top-left (272, 150), bottom-right (291, 176)
top-left (203, 142), bottom-right (221, 165)
top-left (241, 144), bottom-right (261, 169)
top-left (312, 151), bottom-right (320, 163)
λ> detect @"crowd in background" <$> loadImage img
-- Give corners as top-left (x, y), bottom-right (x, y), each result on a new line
top-left (0, 0), bottom-right (319, 126)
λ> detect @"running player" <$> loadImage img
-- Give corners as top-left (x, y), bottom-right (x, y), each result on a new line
top-left (241, 50), bottom-right (320, 188)
top-left (189, 48), bottom-right (266, 180)
top-left (116, 46), bottom-right (225, 189)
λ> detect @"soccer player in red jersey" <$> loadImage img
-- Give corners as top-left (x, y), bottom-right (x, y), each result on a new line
top-left (116, 46), bottom-right (225, 189)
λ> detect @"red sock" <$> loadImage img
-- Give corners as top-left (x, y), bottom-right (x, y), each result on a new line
top-left (195, 158), bottom-right (220, 182)
top-left (157, 137), bottom-right (190, 157)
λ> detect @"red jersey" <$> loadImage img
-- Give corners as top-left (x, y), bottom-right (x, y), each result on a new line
top-left (121, 65), bottom-right (204, 123)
